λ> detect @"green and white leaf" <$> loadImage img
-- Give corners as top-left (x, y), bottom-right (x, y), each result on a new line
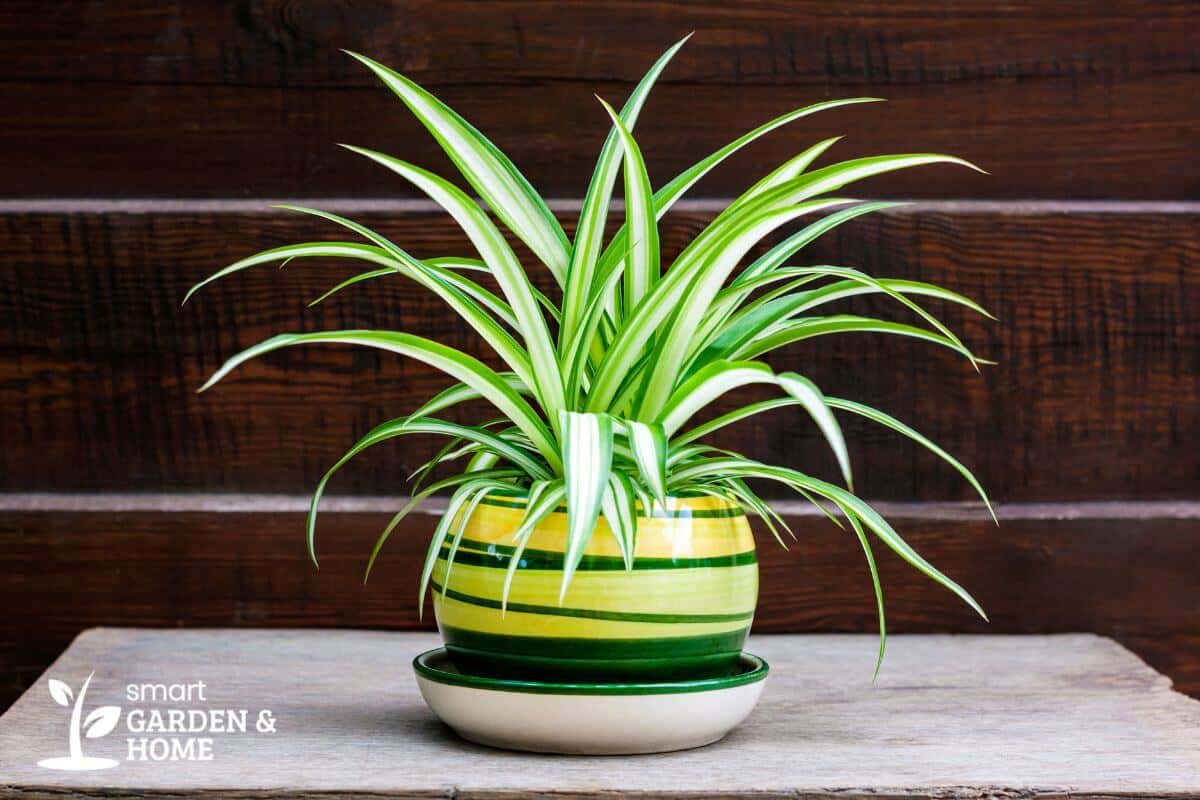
top-left (560, 36), bottom-right (686, 347)
top-left (601, 471), bottom-right (639, 571)
top-left (198, 330), bottom-right (561, 473)
top-left (658, 360), bottom-right (851, 488)
top-left (559, 411), bottom-right (614, 602)
top-left (623, 419), bottom-right (669, 507)
top-left (597, 99), bottom-right (659, 318)
top-left (502, 479), bottom-right (567, 611)
top-left (344, 51), bottom-right (570, 282)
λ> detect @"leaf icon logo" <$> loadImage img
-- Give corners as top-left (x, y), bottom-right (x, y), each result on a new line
top-left (48, 679), bottom-right (73, 707)
top-left (84, 706), bottom-right (121, 739)
top-left (37, 673), bottom-right (121, 771)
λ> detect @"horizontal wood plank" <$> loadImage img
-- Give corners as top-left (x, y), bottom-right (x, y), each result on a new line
top-left (2, 204), bottom-right (1196, 500)
top-left (1, 2), bottom-right (1196, 197)
top-left (2, 629), bottom-right (1198, 796)
top-left (1, 500), bottom-right (1197, 710)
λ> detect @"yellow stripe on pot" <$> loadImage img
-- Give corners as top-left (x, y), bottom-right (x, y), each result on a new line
top-left (432, 559), bottom-right (758, 616)
top-left (457, 497), bottom-right (755, 560)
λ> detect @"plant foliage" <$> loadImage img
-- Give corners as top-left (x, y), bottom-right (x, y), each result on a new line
top-left (188, 38), bottom-right (995, 672)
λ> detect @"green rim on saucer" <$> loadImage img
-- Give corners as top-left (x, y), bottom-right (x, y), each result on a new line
top-left (413, 647), bottom-right (769, 696)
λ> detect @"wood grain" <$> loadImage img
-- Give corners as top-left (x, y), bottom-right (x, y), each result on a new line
top-left (2, 204), bottom-right (1196, 500)
top-left (2, 629), bottom-right (1198, 796)
top-left (1, 500), bottom-right (1197, 711)
top-left (1, 2), bottom-right (1196, 197)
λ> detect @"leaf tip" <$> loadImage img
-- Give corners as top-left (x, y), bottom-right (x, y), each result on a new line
top-left (196, 373), bottom-right (221, 394)
top-left (594, 95), bottom-right (619, 120)
top-left (556, 572), bottom-right (573, 607)
top-left (341, 49), bottom-right (372, 66)
top-left (966, 594), bottom-right (989, 622)
top-left (956, 157), bottom-right (989, 175)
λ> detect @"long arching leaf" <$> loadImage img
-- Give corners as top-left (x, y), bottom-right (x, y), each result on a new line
top-left (337, 148), bottom-right (566, 431)
top-left (827, 397), bottom-right (995, 522)
top-left (183, 241), bottom-right (396, 304)
top-left (736, 315), bottom-right (982, 365)
top-left (587, 199), bottom-right (852, 415)
top-left (364, 468), bottom-right (522, 583)
top-left (668, 457), bottom-right (986, 620)
top-left (598, 98), bottom-right (660, 320)
top-left (198, 330), bottom-right (561, 473)
top-left (594, 98), bottom-right (884, 273)
top-left (344, 51), bottom-right (570, 282)
top-left (561, 36), bottom-right (687, 347)
top-left (274, 204), bottom-right (542, 385)
top-left (408, 374), bottom-right (531, 423)
top-left (658, 360), bottom-right (852, 488)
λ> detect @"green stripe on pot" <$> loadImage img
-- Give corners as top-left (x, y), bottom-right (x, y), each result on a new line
top-left (415, 648), bottom-right (769, 695)
top-left (431, 581), bottom-right (755, 624)
top-left (438, 541), bottom-right (757, 571)
top-left (438, 625), bottom-right (749, 659)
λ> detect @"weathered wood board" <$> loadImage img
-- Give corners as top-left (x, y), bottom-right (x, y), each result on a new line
top-left (0, 629), bottom-right (1197, 798)
top-left (3, 2), bottom-right (1197, 198)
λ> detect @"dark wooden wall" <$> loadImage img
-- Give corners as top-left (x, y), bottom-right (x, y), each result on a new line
top-left (2, 1), bottom-right (1197, 709)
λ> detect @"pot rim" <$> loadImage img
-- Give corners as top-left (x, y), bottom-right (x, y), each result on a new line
top-left (476, 487), bottom-right (746, 519)
top-left (484, 486), bottom-right (722, 501)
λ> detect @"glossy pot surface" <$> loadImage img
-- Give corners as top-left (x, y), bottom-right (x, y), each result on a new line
top-left (432, 491), bottom-right (758, 680)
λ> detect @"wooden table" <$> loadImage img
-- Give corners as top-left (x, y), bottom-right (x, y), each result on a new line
top-left (1, 629), bottom-right (1197, 798)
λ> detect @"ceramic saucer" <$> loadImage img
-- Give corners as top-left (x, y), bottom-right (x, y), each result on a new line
top-left (413, 647), bottom-right (768, 754)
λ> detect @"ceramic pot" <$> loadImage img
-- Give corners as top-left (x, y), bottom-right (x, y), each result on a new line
top-left (431, 490), bottom-right (758, 681)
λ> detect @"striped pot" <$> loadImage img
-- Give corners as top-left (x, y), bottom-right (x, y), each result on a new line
top-left (431, 490), bottom-right (758, 681)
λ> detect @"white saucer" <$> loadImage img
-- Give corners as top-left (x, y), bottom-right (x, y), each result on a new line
top-left (413, 648), bottom-right (768, 754)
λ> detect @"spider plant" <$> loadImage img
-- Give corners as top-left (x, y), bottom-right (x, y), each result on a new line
top-left (187, 37), bottom-right (993, 670)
